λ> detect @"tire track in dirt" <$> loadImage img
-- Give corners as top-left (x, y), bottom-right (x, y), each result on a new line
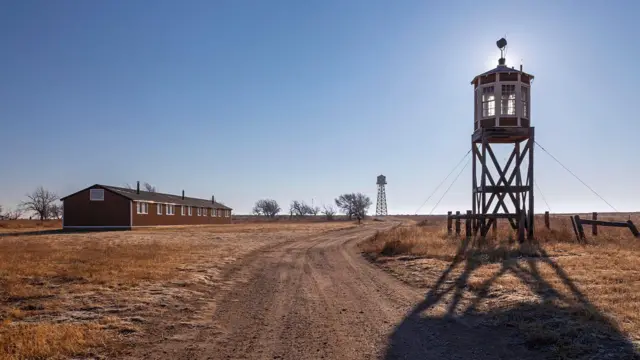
top-left (190, 222), bottom-right (420, 360)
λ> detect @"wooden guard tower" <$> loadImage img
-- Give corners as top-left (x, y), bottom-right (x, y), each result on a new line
top-left (470, 38), bottom-right (535, 240)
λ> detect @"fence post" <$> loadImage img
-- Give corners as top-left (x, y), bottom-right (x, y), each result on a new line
top-left (592, 212), bottom-right (598, 236)
top-left (447, 211), bottom-right (452, 235)
top-left (574, 215), bottom-right (585, 242)
top-left (627, 220), bottom-right (640, 237)
top-left (544, 211), bottom-right (550, 229)
top-left (569, 216), bottom-right (579, 241)
top-left (465, 210), bottom-right (472, 238)
top-left (455, 211), bottom-right (461, 235)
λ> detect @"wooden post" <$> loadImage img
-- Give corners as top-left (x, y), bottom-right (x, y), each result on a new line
top-left (574, 215), bottom-right (585, 242)
top-left (628, 220), bottom-right (640, 237)
top-left (544, 211), bottom-right (550, 229)
top-left (465, 210), bottom-right (472, 238)
top-left (481, 135), bottom-right (488, 235)
top-left (447, 211), bottom-right (453, 235)
top-left (492, 218), bottom-right (497, 237)
top-left (569, 216), bottom-right (579, 241)
top-left (592, 212), bottom-right (598, 236)
top-left (518, 210), bottom-right (526, 243)
top-left (527, 130), bottom-right (535, 240)
top-left (455, 211), bottom-right (461, 235)
top-left (472, 141), bottom-right (477, 233)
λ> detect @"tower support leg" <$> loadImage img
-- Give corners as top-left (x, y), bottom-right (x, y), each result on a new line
top-left (471, 128), bottom-right (535, 241)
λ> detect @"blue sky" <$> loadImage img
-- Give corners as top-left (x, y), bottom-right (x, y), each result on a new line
top-left (1, 0), bottom-right (638, 215)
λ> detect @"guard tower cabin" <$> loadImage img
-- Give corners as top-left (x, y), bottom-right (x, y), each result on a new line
top-left (470, 38), bottom-right (536, 240)
top-left (471, 41), bottom-right (534, 142)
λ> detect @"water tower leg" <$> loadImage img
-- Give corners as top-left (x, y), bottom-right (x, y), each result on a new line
top-left (527, 129), bottom-right (535, 239)
top-left (471, 139), bottom-right (477, 232)
top-left (480, 135), bottom-right (488, 235)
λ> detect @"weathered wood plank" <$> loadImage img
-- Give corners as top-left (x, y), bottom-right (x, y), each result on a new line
top-left (579, 219), bottom-right (630, 228)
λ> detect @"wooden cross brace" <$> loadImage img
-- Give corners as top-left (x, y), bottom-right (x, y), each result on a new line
top-left (473, 138), bottom-right (533, 233)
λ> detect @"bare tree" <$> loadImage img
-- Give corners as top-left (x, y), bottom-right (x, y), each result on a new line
top-left (21, 186), bottom-right (59, 221)
top-left (143, 182), bottom-right (156, 192)
top-left (2, 207), bottom-right (24, 220)
top-left (252, 199), bottom-right (281, 218)
top-left (124, 182), bottom-right (157, 192)
top-left (309, 204), bottom-right (320, 216)
top-left (49, 203), bottom-right (63, 220)
top-left (335, 193), bottom-right (372, 220)
top-left (290, 200), bottom-right (315, 217)
top-left (322, 205), bottom-right (336, 221)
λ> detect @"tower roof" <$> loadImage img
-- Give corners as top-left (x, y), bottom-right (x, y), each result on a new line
top-left (471, 65), bottom-right (534, 85)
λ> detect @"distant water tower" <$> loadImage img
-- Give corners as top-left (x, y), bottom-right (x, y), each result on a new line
top-left (376, 175), bottom-right (388, 216)
top-left (470, 38), bottom-right (535, 240)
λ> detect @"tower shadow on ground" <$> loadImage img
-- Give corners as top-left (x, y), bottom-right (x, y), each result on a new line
top-left (384, 236), bottom-right (640, 360)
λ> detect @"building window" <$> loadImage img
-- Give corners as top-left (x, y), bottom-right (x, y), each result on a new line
top-left (225, 210), bottom-right (230, 217)
top-left (210, 208), bottom-right (214, 217)
top-left (181, 206), bottom-right (185, 216)
top-left (521, 86), bottom-right (529, 118)
top-left (166, 204), bottom-right (175, 215)
top-left (481, 86), bottom-right (495, 117)
top-left (137, 202), bottom-right (148, 214)
top-left (501, 84), bottom-right (516, 115)
top-left (89, 189), bottom-right (104, 201)
top-left (157, 203), bottom-right (163, 215)
top-left (216, 209), bottom-right (220, 217)
top-left (188, 206), bottom-right (192, 216)
top-left (197, 208), bottom-right (201, 216)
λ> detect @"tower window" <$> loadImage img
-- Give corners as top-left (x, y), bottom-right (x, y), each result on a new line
top-left (501, 85), bottom-right (516, 115)
top-left (521, 86), bottom-right (529, 118)
top-left (481, 86), bottom-right (495, 117)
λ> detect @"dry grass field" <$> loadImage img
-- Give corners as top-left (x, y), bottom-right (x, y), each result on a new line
top-left (362, 214), bottom-right (640, 357)
top-left (0, 221), bottom-right (356, 360)
top-left (0, 220), bottom-right (61, 234)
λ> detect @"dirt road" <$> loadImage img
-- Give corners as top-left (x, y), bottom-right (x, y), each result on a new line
top-left (129, 222), bottom-right (567, 360)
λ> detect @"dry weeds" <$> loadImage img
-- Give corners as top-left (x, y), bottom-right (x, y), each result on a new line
top-left (0, 221), bottom-right (354, 359)
top-left (363, 214), bottom-right (640, 357)
top-left (0, 220), bottom-right (61, 233)
top-left (0, 323), bottom-right (103, 360)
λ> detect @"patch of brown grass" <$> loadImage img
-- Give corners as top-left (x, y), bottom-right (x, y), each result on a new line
top-left (0, 322), bottom-right (103, 360)
top-left (365, 214), bottom-right (640, 262)
top-left (0, 221), bottom-right (355, 358)
top-left (0, 220), bottom-right (61, 233)
top-left (363, 214), bottom-right (640, 355)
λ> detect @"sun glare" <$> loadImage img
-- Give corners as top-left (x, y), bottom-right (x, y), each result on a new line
top-left (483, 48), bottom-right (523, 71)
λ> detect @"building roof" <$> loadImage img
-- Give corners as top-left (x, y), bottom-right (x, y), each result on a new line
top-left (471, 65), bottom-right (534, 84)
top-left (61, 184), bottom-right (232, 210)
